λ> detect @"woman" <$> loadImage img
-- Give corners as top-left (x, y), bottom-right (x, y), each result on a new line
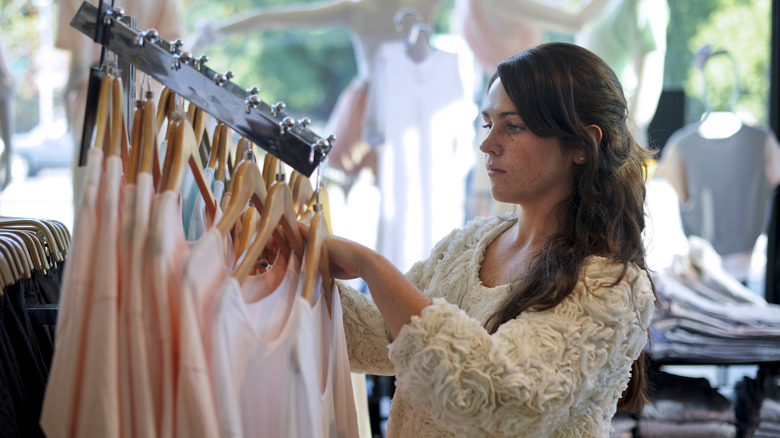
top-left (309, 42), bottom-right (657, 437)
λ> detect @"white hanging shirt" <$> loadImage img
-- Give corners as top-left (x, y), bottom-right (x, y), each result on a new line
top-left (373, 41), bottom-right (476, 271)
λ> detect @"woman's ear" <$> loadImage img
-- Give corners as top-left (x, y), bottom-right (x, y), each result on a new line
top-left (573, 125), bottom-right (602, 165)
top-left (587, 124), bottom-right (603, 144)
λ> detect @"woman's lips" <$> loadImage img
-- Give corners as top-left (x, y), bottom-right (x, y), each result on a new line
top-left (486, 165), bottom-right (505, 176)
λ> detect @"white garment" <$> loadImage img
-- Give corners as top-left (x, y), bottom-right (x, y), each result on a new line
top-left (324, 281), bottom-right (360, 438)
top-left (211, 250), bottom-right (324, 438)
top-left (374, 41), bottom-right (475, 271)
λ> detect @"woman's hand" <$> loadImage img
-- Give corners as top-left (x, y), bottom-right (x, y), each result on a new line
top-left (298, 222), bottom-right (433, 337)
top-left (298, 222), bottom-right (375, 280)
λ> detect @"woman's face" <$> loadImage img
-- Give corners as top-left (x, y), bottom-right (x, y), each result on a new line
top-left (479, 78), bottom-right (577, 208)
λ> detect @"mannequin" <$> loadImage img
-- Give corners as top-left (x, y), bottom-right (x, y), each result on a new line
top-left (657, 47), bottom-right (780, 282)
top-left (453, 0), bottom-right (669, 147)
top-left (194, 0), bottom-right (476, 266)
top-left (0, 33), bottom-right (15, 190)
top-left (192, 0), bottom-right (446, 177)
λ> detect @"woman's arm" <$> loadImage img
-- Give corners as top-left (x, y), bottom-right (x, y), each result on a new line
top-left (216, 0), bottom-right (357, 36)
top-left (323, 232), bottom-right (433, 337)
top-left (490, 0), bottom-right (611, 34)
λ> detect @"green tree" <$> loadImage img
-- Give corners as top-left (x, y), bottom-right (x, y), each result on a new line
top-left (180, 0), bottom-right (357, 125)
top-left (687, 0), bottom-right (771, 123)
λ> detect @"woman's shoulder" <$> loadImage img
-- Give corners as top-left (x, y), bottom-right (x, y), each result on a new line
top-left (430, 215), bottom-right (512, 254)
top-left (572, 256), bottom-right (656, 328)
top-left (580, 256), bottom-right (649, 286)
top-left (460, 214), bottom-right (514, 239)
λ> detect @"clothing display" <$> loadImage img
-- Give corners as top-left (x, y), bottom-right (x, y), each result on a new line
top-left (374, 40), bottom-right (475, 272)
top-left (650, 246), bottom-right (780, 363)
top-left (636, 371), bottom-right (736, 438)
top-left (659, 120), bottom-right (780, 281)
top-left (734, 368), bottom-right (780, 438)
top-left (0, 217), bottom-right (70, 438)
top-left (339, 215), bottom-right (655, 437)
top-left (35, 8), bottom-right (363, 434)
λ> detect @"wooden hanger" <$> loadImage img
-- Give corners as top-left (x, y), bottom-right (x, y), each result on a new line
top-left (234, 206), bottom-right (259, 260)
top-left (217, 159), bottom-right (267, 239)
top-left (111, 76), bottom-right (132, 170)
top-left (207, 122), bottom-right (223, 170)
top-left (14, 229), bottom-right (50, 273)
top-left (52, 220), bottom-right (71, 257)
top-left (290, 171), bottom-right (314, 217)
top-left (160, 117), bottom-right (178, 190)
top-left (0, 232), bottom-right (27, 281)
top-left (0, 238), bottom-right (22, 288)
top-left (0, 250), bottom-right (9, 291)
top-left (262, 153), bottom-right (278, 189)
top-left (300, 204), bottom-right (331, 306)
top-left (92, 71), bottom-right (114, 154)
top-left (160, 94), bottom-right (187, 190)
top-left (164, 114), bottom-right (199, 193)
top-left (6, 231), bottom-right (34, 279)
top-left (139, 96), bottom-right (157, 176)
top-left (108, 75), bottom-right (126, 158)
top-left (227, 137), bottom-right (250, 193)
top-left (232, 179), bottom-right (305, 284)
top-left (181, 118), bottom-right (218, 217)
top-left (3, 231), bottom-right (35, 278)
top-left (0, 218), bottom-right (66, 263)
top-left (128, 100), bottom-right (144, 184)
top-left (289, 170), bottom-right (301, 196)
top-left (0, 229), bottom-right (46, 274)
top-left (43, 219), bottom-right (70, 262)
top-left (229, 136), bottom-right (250, 180)
top-left (155, 86), bottom-right (172, 133)
top-left (302, 184), bottom-right (332, 234)
top-left (216, 125), bottom-right (231, 184)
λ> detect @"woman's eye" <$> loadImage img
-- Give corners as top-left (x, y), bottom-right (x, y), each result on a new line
top-left (508, 124), bottom-right (525, 133)
top-left (481, 123), bottom-right (492, 130)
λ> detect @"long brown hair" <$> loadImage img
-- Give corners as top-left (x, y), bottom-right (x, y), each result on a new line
top-left (484, 42), bottom-right (656, 412)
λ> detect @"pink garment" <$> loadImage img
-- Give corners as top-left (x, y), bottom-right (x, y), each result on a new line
top-left (118, 172), bottom-right (156, 437)
top-left (74, 154), bottom-right (123, 437)
top-left (143, 189), bottom-right (192, 438)
top-left (175, 227), bottom-right (229, 438)
top-left (323, 79), bottom-right (370, 173)
top-left (118, 179), bottom-right (137, 438)
top-left (456, 0), bottom-right (542, 70)
top-left (40, 148), bottom-right (112, 438)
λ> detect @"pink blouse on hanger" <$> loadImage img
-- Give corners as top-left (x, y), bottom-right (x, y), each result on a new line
top-left (144, 189), bottom-right (193, 437)
top-left (175, 227), bottom-right (229, 438)
top-left (40, 149), bottom-right (121, 438)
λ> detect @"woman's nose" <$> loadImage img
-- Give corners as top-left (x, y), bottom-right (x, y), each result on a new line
top-left (479, 132), bottom-right (500, 155)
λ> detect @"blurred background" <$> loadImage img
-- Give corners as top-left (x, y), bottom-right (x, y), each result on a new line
top-left (0, 0), bottom-right (774, 233)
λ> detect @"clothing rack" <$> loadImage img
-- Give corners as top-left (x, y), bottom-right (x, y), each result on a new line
top-left (69, 0), bottom-right (331, 176)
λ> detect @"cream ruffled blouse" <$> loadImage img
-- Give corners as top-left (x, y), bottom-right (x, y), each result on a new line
top-left (338, 216), bottom-right (655, 437)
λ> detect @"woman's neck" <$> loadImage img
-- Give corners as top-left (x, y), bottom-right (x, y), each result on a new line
top-left (512, 208), bottom-right (559, 251)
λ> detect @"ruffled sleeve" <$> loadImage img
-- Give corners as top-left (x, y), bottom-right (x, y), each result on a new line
top-left (338, 281), bottom-right (396, 375)
top-left (387, 259), bottom-right (655, 437)
top-left (338, 221), bottom-right (486, 375)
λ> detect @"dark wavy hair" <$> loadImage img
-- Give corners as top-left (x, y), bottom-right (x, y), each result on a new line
top-left (483, 42), bottom-right (656, 413)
